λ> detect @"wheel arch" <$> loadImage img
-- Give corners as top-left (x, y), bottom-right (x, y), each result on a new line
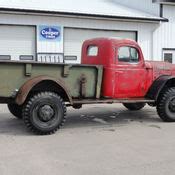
top-left (146, 75), bottom-right (175, 102)
top-left (15, 76), bottom-right (73, 105)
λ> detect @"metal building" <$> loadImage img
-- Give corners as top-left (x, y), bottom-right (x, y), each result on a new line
top-left (0, 0), bottom-right (173, 63)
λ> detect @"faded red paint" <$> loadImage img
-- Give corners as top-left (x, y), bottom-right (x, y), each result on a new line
top-left (81, 38), bottom-right (175, 98)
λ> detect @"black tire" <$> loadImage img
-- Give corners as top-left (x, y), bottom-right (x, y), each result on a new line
top-left (147, 102), bottom-right (156, 107)
top-left (7, 103), bottom-right (23, 119)
top-left (23, 92), bottom-right (66, 135)
top-left (123, 103), bottom-right (146, 111)
top-left (157, 87), bottom-right (175, 122)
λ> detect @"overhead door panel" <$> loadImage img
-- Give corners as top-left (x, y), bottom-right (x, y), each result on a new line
top-left (0, 25), bottom-right (36, 61)
top-left (64, 28), bottom-right (136, 63)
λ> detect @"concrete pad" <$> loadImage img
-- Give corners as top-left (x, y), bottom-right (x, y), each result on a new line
top-left (0, 104), bottom-right (174, 175)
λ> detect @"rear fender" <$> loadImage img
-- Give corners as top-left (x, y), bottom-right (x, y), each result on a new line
top-left (15, 76), bottom-right (73, 105)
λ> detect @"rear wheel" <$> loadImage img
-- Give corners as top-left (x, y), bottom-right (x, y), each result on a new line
top-left (7, 103), bottom-right (23, 119)
top-left (157, 87), bottom-right (175, 122)
top-left (22, 92), bottom-right (66, 135)
top-left (123, 103), bottom-right (146, 111)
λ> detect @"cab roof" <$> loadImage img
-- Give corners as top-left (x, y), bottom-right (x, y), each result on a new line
top-left (84, 37), bottom-right (138, 46)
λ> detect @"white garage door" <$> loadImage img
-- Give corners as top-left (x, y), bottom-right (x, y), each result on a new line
top-left (0, 25), bottom-right (35, 61)
top-left (64, 28), bottom-right (136, 63)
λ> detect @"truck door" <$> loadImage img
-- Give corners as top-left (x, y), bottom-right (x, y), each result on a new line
top-left (114, 45), bottom-right (147, 98)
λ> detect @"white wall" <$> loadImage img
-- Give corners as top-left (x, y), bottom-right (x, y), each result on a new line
top-left (113, 0), bottom-right (160, 16)
top-left (0, 13), bottom-right (159, 60)
top-left (153, 5), bottom-right (175, 60)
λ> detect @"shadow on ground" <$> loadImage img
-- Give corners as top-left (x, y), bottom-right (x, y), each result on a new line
top-left (0, 105), bottom-right (162, 135)
top-left (65, 105), bottom-right (161, 129)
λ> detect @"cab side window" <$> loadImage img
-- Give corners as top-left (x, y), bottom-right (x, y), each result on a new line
top-left (87, 46), bottom-right (98, 56)
top-left (118, 46), bottom-right (139, 63)
top-left (118, 47), bottom-right (130, 62)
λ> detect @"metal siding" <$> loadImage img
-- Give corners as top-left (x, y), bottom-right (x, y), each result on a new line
top-left (64, 28), bottom-right (136, 63)
top-left (0, 25), bottom-right (35, 60)
top-left (137, 22), bottom-right (159, 61)
top-left (153, 5), bottom-right (175, 61)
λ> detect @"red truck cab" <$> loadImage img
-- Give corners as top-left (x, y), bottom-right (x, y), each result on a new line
top-left (82, 38), bottom-right (152, 99)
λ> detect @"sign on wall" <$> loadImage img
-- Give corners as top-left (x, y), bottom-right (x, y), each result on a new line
top-left (37, 25), bottom-right (64, 63)
top-left (39, 25), bottom-right (62, 42)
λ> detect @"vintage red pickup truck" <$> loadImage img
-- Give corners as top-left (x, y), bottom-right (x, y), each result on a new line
top-left (1, 37), bottom-right (175, 135)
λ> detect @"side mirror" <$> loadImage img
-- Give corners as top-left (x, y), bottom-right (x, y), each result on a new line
top-left (145, 62), bottom-right (152, 70)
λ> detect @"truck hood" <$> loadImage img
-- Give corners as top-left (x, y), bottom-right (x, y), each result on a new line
top-left (145, 61), bottom-right (175, 79)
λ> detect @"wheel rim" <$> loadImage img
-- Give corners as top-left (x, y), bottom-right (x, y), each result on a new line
top-left (31, 101), bottom-right (61, 130)
top-left (169, 98), bottom-right (175, 112)
top-left (166, 97), bottom-right (175, 119)
top-left (38, 105), bottom-right (55, 122)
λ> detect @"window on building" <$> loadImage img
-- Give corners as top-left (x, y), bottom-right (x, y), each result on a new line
top-left (164, 53), bottom-right (173, 63)
top-left (87, 46), bottom-right (98, 56)
top-left (0, 55), bottom-right (11, 60)
top-left (118, 46), bottom-right (139, 63)
top-left (19, 55), bottom-right (34, 61)
top-left (163, 49), bottom-right (175, 64)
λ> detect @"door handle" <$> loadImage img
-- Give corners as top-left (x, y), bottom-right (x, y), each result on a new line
top-left (115, 71), bottom-right (124, 73)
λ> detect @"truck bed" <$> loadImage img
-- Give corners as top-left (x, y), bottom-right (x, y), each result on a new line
top-left (0, 61), bottom-right (103, 100)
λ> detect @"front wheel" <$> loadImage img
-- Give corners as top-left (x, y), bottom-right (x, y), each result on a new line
top-left (22, 92), bottom-right (67, 135)
top-left (123, 103), bottom-right (146, 111)
top-left (157, 87), bottom-right (175, 122)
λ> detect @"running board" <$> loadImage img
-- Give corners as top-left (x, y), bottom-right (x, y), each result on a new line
top-left (73, 98), bottom-right (155, 105)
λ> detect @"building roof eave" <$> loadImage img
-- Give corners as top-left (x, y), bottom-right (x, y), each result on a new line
top-left (153, 0), bottom-right (175, 5)
top-left (0, 7), bottom-right (169, 23)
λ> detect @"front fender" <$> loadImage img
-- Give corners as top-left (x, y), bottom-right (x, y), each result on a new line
top-left (146, 75), bottom-right (175, 101)
top-left (15, 75), bottom-right (73, 105)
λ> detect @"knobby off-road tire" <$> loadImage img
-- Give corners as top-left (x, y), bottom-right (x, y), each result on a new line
top-left (123, 103), bottom-right (146, 111)
top-left (8, 103), bottom-right (23, 119)
top-left (22, 92), bottom-right (67, 135)
top-left (157, 87), bottom-right (175, 122)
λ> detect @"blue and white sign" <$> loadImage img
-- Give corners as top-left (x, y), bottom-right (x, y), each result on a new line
top-left (37, 25), bottom-right (63, 59)
top-left (39, 25), bottom-right (62, 42)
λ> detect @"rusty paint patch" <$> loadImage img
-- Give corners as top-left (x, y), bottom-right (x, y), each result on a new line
top-left (15, 75), bottom-right (73, 105)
